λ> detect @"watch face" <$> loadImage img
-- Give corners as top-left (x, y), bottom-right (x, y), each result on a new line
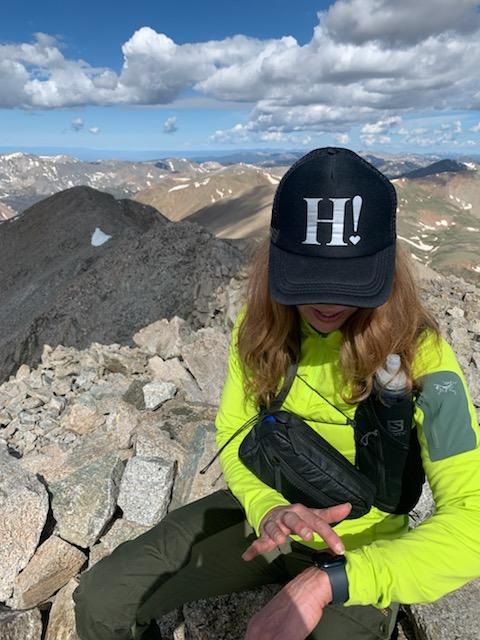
top-left (322, 556), bottom-right (346, 569)
top-left (313, 552), bottom-right (346, 569)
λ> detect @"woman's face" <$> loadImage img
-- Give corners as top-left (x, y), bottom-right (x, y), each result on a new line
top-left (297, 303), bottom-right (359, 333)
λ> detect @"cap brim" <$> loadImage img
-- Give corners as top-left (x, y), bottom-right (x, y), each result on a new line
top-left (269, 242), bottom-right (395, 308)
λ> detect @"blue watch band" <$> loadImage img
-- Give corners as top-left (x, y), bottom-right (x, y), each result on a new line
top-left (312, 552), bottom-right (349, 605)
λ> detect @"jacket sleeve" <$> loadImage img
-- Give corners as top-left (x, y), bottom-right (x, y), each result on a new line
top-left (215, 311), bottom-right (290, 534)
top-left (344, 332), bottom-right (480, 607)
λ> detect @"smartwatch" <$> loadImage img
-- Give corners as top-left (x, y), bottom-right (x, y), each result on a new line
top-left (312, 551), bottom-right (349, 605)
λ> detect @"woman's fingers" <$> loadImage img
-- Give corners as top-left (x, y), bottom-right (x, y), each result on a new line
top-left (315, 502), bottom-right (352, 523)
top-left (298, 503), bottom-right (351, 554)
top-left (263, 519), bottom-right (289, 545)
top-left (242, 517), bottom-right (291, 562)
top-left (243, 503), bottom-right (352, 562)
top-left (242, 536), bottom-right (277, 561)
top-left (279, 508), bottom-right (340, 554)
top-left (280, 511), bottom-right (314, 540)
top-left (305, 512), bottom-right (344, 554)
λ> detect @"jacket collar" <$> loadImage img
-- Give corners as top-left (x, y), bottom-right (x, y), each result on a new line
top-left (299, 312), bottom-right (344, 348)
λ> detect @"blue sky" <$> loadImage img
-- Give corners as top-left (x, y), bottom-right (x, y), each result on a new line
top-left (1, 0), bottom-right (480, 158)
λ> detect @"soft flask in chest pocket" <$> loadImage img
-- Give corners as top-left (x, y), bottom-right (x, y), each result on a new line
top-left (354, 354), bottom-right (424, 514)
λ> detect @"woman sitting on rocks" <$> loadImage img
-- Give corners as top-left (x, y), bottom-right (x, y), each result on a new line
top-left (73, 148), bottom-right (480, 640)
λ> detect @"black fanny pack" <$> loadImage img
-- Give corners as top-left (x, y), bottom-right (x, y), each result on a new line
top-left (237, 364), bottom-right (424, 518)
top-left (238, 409), bottom-right (376, 519)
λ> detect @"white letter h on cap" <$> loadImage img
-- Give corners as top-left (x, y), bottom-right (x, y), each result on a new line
top-left (302, 196), bottom-right (362, 246)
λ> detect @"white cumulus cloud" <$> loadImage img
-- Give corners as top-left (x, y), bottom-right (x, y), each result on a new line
top-left (163, 116), bottom-right (178, 134)
top-left (361, 116), bottom-right (402, 135)
top-left (322, 0), bottom-right (480, 45)
top-left (1, 3), bottom-right (480, 144)
top-left (335, 133), bottom-right (350, 144)
top-left (71, 117), bottom-right (84, 131)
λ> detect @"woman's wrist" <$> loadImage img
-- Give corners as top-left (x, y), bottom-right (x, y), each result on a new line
top-left (301, 566), bottom-right (333, 606)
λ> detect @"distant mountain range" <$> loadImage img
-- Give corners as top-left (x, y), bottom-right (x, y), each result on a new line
top-left (399, 159), bottom-right (469, 179)
top-left (136, 157), bottom-right (480, 283)
top-left (0, 152), bottom-right (217, 216)
top-left (1, 150), bottom-right (479, 283)
top-left (0, 150), bottom-right (441, 217)
top-left (393, 165), bottom-right (480, 280)
top-left (134, 164), bottom-right (284, 222)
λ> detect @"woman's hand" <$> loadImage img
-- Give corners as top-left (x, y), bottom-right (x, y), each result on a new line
top-left (242, 502), bottom-right (351, 561)
top-left (245, 566), bottom-right (332, 640)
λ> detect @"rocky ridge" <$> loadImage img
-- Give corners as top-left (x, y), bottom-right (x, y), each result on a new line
top-left (0, 269), bottom-right (479, 639)
top-left (0, 186), bottom-right (246, 386)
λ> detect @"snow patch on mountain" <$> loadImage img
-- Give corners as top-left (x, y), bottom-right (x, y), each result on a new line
top-left (398, 235), bottom-right (434, 251)
top-left (91, 227), bottom-right (112, 246)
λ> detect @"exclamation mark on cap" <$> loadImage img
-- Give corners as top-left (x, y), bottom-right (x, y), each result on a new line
top-left (349, 195), bottom-right (362, 245)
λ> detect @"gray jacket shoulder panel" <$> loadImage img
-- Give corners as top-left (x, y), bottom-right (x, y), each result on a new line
top-left (416, 370), bottom-right (476, 462)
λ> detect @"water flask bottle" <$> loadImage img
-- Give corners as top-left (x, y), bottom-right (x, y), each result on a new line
top-left (355, 353), bottom-right (421, 514)
top-left (372, 353), bottom-right (412, 442)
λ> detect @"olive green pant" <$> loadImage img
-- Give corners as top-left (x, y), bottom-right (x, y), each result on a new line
top-left (73, 490), bottom-right (398, 639)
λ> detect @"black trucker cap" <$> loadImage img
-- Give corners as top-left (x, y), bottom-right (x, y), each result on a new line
top-left (269, 147), bottom-right (397, 308)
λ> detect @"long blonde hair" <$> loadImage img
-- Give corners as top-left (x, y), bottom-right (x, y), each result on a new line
top-left (238, 239), bottom-right (440, 408)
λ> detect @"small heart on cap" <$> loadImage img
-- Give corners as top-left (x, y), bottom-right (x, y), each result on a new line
top-left (349, 235), bottom-right (361, 245)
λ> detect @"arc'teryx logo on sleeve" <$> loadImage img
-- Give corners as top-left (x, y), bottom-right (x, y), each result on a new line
top-left (433, 380), bottom-right (458, 395)
top-left (302, 195), bottom-right (363, 247)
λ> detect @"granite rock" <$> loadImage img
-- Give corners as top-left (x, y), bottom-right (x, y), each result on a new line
top-left (89, 518), bottom-right (150, 567)
top-left (117, 456), bottom-right (175, 526)
top-left (133, 317), bottom-right (192, 359)
top-left (0, 607), bottom-right (43, 640)
top-left (50, 452), bottom-right (124, 548)
top-left (7, 535), bottom-right (86, 609)
top-left (44, 578), bottom-right (80, 640)
top-left (143, 381), bottom-right (177, 410)
top-left (410, 579), bottom-right (480, 640)
top-left (181, 329), bottom-right (229, 405)
top-left (0, 443), bottom-right (49, 602)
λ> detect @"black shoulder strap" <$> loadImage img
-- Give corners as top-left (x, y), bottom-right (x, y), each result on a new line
top-left (200, 361), bottom-right (298, 477)
top-left (268, 362), bottom-right (298, 412)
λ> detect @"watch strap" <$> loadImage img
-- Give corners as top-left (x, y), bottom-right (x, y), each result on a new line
top-left (313, 553), bottom-right (349, 605)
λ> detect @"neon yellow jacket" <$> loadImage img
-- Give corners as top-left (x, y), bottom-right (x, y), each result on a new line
top-left (215, 311), bottom-right (480, 607)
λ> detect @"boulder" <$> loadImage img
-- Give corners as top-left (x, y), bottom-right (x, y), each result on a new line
top-left (7, 535), bottom-right (86, 609)
top-left (50, 452), bottom-right (124, 548)
top-left (0, 607), bottom-right (43, 640)
top-left (181, 329), bottom-right (229, 405)
top-left (179, 585), bottom-right (280, 639)
top-left (169, 424), bottom-right (226, 510)
top-left (410, 579), bottom-right (480, 640)
top-left (117, 456), bottom-right (175, 526)
top-left (63, 402), bottom-right (105, 436)
top-left (122, 378), bottom-right (148, 410)
top-left (0, 443), bottom-right (49, 602)
top-left (133, 317), bottom-right (192, 359)
top-left (147, 356), bottom-right (203, 403)
top-left (134, 424), bottom-right (186, 467)
top-left (143, 381), bottom-right (177, 410)
top-left (89, 518), bottom-right (150, 567)
top-left (104, 400), bottom-right (142, 450)
top-left (44, 578), bottom-right (80, 640)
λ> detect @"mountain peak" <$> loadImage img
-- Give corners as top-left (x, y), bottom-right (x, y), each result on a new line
top-left (400, 159), bottom-right (468, 179)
